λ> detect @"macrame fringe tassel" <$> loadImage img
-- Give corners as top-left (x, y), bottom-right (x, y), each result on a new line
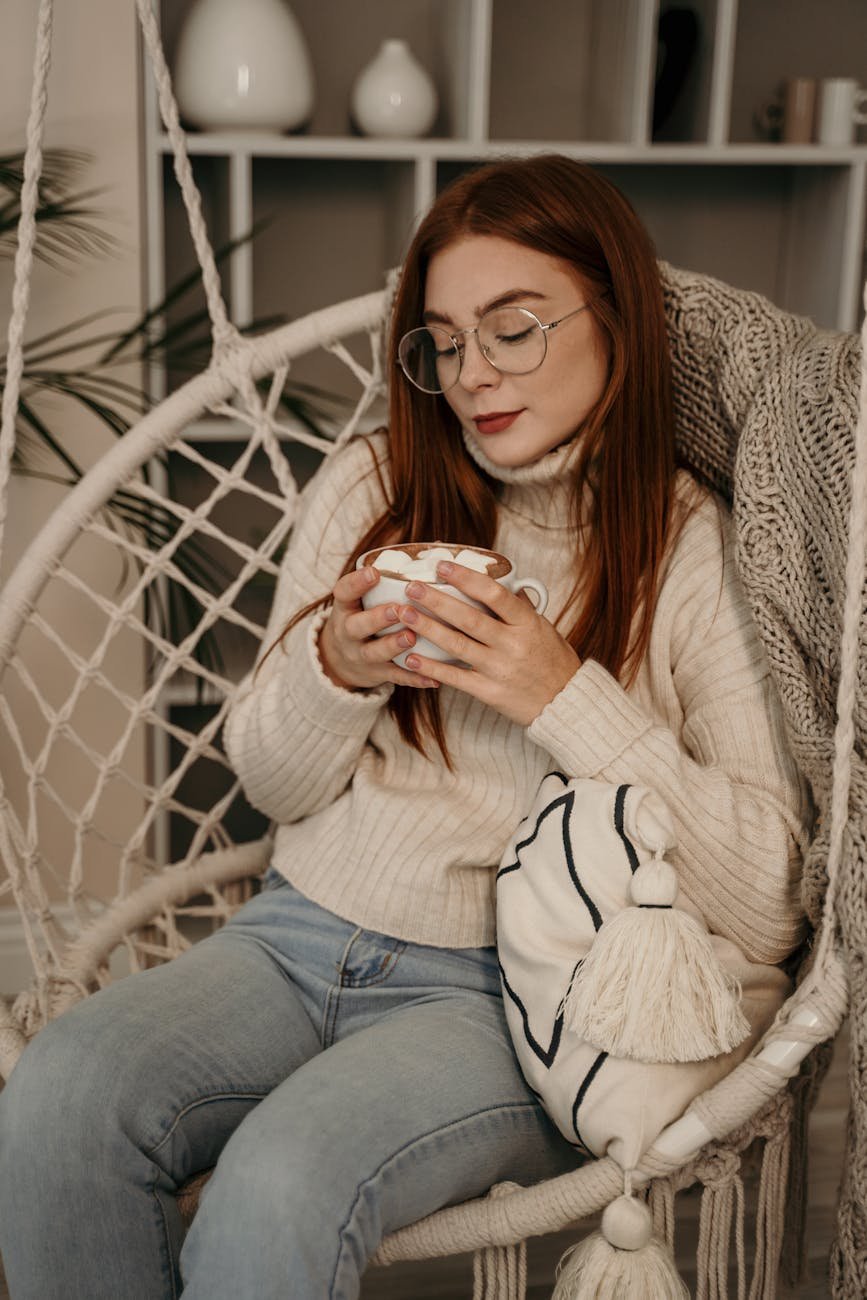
top-left (551, 1194), bottom-right (689, 1299)
top-left (472, 1240), bottom-right (527, 1300)
top-left (782, 1037), bottom-right (834, 1286)
top-left (562, 855), bottom-right (749, 1062)
top-left (749, 1119), bottom-right (791, 1300)
top-left (695, 1161), bottom-right (745, 1300)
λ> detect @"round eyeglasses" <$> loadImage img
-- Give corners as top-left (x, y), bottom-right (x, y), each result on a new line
top-left (397, 303), bottom-right (591, 394)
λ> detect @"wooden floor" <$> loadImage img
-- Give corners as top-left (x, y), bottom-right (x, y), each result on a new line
top-left (0, 1026), bottom-right (849, 1298)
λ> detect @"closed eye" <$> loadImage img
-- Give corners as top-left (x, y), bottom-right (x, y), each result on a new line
top-left (496, 326), bottom-right (535, 345)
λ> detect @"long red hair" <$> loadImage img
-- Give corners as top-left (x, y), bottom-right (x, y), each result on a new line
top-left (278, 155), bottom-right (678, 763)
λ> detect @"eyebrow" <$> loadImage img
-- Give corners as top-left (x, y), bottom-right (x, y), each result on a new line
top-left (423, 288), bottom-right (547, 326)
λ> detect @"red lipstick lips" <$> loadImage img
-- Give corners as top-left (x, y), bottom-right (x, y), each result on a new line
top-left (473, 410), bottom-right (522, 435)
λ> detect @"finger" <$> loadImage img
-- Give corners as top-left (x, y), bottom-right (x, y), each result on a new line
top-left (387, 666), bottom-right (440, 689)
top-left (403, 651), bottom-right (496, 703)
top-left (333, 566), bottom-right (379, 609)
top-left (358, 627), bottom-right (419, 666)
top-left (433, 562), bottom-right (536, 625)
top-left (344, 600), bottom-right (403, 641)
top-left (395, 603), bottom-right (491, 676)
top-left (401, 580), bottom-right (503, 649)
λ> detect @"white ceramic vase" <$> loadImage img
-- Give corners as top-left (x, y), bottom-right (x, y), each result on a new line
top-left (174, 0), bottom-right (315, 132)
top-left (351, 39), bottom-right (438, 138)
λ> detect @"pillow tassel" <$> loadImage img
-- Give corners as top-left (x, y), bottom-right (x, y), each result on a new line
top-left (551, 1193), bottom-right (689, 1299)
top-left (561, 854), bottom-right (750, 1063)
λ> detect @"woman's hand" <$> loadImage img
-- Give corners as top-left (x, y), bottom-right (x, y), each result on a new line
top-left (399, 561), bottom-right (581, 726)
top-left (318, 566), bottom-right (440, 692)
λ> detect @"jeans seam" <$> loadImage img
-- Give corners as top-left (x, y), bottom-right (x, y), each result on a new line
top-left (145, 1089), bottom-right (271, 1159)
top-left (150, 1173), bottom-right (179, 1300)
top-left (145, 1089), bottom-right (273, 1298)
top-left (328, 1100), bottom-right (540, 1299)
top-left (323, 927), bottom-right (362, 1045)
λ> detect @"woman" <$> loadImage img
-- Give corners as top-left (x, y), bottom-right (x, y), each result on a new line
top-left (0, 155), bottom-right (808, 1299)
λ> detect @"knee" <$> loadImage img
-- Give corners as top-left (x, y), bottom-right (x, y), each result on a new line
top-left (199, 1117), bottom-right (333, 1229)
top-left (0, 994), bottom-right (142, 1165)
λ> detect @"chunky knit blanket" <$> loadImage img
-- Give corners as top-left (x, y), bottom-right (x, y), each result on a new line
top-left (662, 263), bottom-right (865, 1296)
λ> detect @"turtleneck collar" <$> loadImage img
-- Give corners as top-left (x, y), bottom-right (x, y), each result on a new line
top-left (461, 427), bottom-right (583, 530)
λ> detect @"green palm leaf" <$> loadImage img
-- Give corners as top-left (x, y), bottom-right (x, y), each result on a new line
top-left (3, 147), bottom-right (344, 679)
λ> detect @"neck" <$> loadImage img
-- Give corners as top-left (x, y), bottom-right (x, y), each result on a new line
top-left (460, 428), bottom-right (583, 530)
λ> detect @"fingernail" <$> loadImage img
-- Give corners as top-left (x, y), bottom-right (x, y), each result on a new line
top-left (385, 605), bottom-right (399, 621)
top-left (405, 581), bottom-right (425, 599)
top-left (437, 561), bottom-right (453, 578)
top-left (402, 606), bottom-right (419, 624)
top-left (398, 631), bottom-right (414, 647)
top-left (405, 654), bottom-right (421, 670)
top-left (364, 566), bottom-right (377, 584)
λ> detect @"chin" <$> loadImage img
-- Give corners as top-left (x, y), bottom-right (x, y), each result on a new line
top-left (479, 437), bottom-right (566, 470)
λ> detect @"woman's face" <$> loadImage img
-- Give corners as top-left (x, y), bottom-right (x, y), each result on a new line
top-left (423, 235), bottom-right (610, 469)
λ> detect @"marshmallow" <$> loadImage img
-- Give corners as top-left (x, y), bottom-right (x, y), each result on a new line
top-left (371, 547), bottom-right (497, 582)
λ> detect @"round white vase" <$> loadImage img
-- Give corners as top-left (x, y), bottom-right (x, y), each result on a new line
top-left (174, 0), bottom-right (315, 132)
top-left (351, 39), bottom-right (438, 138)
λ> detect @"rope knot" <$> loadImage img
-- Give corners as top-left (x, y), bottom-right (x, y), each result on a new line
top-left (693, 1147), bottom-right (741, 1191)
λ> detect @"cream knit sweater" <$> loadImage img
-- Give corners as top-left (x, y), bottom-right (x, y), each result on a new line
top-left (223, 429), bottom-right (809, 963)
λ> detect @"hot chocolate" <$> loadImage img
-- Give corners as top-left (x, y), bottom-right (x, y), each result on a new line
top-left (360, 542), bottom-right (511, 583)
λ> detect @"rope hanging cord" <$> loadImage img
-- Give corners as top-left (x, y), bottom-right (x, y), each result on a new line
top-left (0, 0), bottom-right (54, 565)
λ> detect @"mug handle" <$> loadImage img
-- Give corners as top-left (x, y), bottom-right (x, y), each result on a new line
top-left (854, 88), bottom-right (867, 125)
top-left (507, 576), bottom-right (548, 616)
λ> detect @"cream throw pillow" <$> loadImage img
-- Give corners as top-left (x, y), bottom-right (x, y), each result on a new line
top-left (496, 772), bottom-right (790, 1169)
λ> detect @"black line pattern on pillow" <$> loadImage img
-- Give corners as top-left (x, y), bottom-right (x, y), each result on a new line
top-left (499, 776), bottom-right (638, 1156)
top-left (497, 772), bottom-right (604, 932)
top-left (571, 1050), bottom-right (608, 1148)
top-left (498, 958), bottom-right (565, 1069)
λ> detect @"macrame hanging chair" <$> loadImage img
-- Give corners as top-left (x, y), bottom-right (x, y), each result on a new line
top-left (1, 2), bottom-right (864, 1296)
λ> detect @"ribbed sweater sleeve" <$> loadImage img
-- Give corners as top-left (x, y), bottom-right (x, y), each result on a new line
top-left (529, 498), bottom-right (808, 965)
top-left (223, 435), bottom-right (392, 823)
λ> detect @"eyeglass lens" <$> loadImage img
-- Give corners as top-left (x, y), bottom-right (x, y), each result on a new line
top-left (398, 306), bottom-right (548, 393)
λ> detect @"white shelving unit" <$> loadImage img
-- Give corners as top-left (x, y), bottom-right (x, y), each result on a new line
top-left (141, 0), bottom-right (867, 859)
top-left (146, 0), bottom-right (867, 351)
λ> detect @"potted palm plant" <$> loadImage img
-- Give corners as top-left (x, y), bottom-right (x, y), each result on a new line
top-left (1, 147), bottom-right (338, 669)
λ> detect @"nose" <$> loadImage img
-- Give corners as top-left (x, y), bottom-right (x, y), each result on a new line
top-left (457, 330), bottom-right (500, 392)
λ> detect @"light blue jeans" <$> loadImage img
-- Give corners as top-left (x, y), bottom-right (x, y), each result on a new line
top-left (0, 873), bottom-right (581, 1298)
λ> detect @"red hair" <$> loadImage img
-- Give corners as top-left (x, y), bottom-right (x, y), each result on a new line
top-left (278, 156), bottom-right (679, 764)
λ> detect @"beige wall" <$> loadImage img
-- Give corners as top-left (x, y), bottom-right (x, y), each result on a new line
top-left (1, 1), bottom-right (146, 967)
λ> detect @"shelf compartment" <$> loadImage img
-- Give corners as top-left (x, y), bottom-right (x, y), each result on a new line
top-left (597, 162), bottom-right (852, 329)
top-left (652, 0), bottom-right (720, 144)
top-left (489, 0), bottom-right (652, 143)
top-left (160, 0), bottom-right (475, 141)
top-left (729, 0), bottom-right (867, 144)
top-left (250, 157), bottom-right (414, 399)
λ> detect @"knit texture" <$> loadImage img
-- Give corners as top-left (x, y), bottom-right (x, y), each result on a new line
top-left (224, 429), bottom-right (808, 960)
top-left (660, 262), bottom-right (866, 1297)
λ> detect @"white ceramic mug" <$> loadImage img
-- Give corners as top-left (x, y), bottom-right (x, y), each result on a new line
top-left (816, 77), bottom-right (867, 145)
top-left (357, 542), bottom-right (548, 668)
